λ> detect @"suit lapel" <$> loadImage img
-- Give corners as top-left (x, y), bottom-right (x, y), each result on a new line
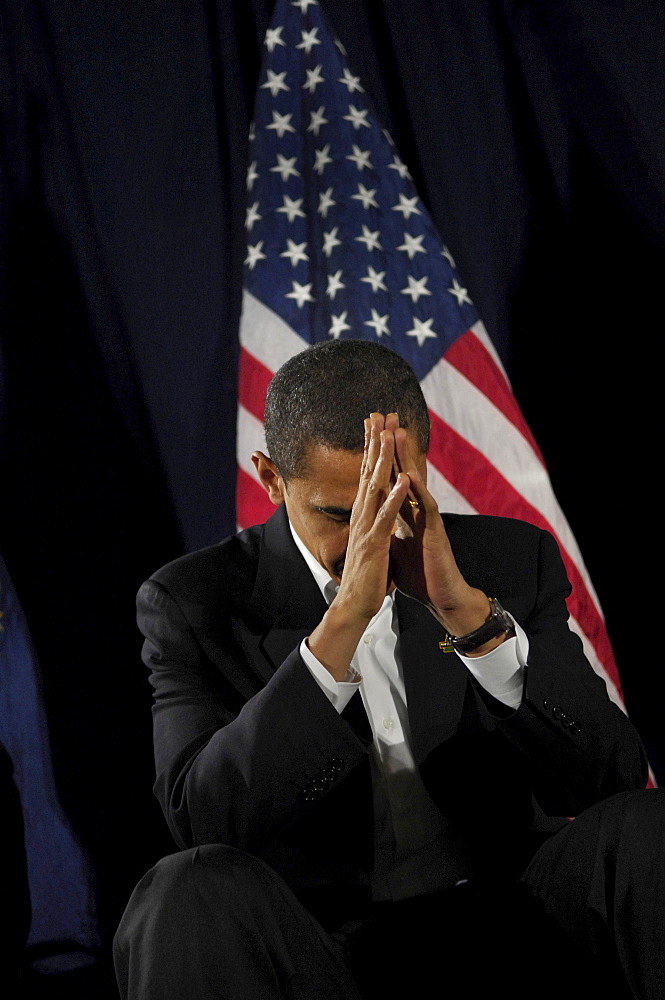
top-left (246, 505), bottom-right (329, 681)
top-left (396, 591), bottom-right (469, 766)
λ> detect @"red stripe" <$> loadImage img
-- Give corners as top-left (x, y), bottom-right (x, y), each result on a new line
top-left (239, 347), bottom-right (273, 424)
top-left (236, 466), bottom-right (275, 528)
top-left (444, 331), bottom-right (545, 464)
top-left (428, 409), bottom-right (621, 694)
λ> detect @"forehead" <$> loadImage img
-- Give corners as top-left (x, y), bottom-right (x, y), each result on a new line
top-left (292, 446), bottom-right (364, 507)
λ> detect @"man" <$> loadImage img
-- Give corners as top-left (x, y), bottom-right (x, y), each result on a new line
top-left (115, 340), bottom-right (661, 999)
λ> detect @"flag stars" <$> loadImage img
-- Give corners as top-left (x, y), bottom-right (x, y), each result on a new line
top-left (245, 201), bottom-right (262, 231)
top-left (277, 195), bottom-right (306, 222)
top-left (448, 278), bottom-right (472, 306)
top-left (344, 105), bottom-right (371, 130)
top-left (264, 26), bottom-right (286, 52)
top-left (338, 67), bottom-right (363, 93)
top-left (296, 27), bottom-right (321, 53)
top-left (392, 193), bottom-right (421, 219)
top-left (270, 154), bottom-right (300, 182)
top-left (326, 270), bottom-right (345, 299)
top-left (346, 145), bottom-right (373, 171)
top-left (401, 275), bottom-right (432, 303)
top-left (318, 187), bottom-right (336, 218)
top-left (329, 311), bottom-right (351, 338)
top-left (246, 160), bottom-right (259, 191)
top-left (266, 111), bottom-right (296, 138)
top-left (365, 309), bottom-right (390, 338)
top-left (355, 225), bottom-right (382, 251)
top-left (286, 281), bottom-right (315, 308)
top-left (361, 266), bottom-right (388, 292)
top-left (303, 65), bottom-right (325, 93)
top-left (352, 184), bottom-right (378, 209)
top-left (245, 241), bottom-right (266, 270)
top-left (308, 106), bottom-right (328, 136)
top-left (280, 239), bottom-right (309, 266)
top-left (292, 0), bottom-right (318, 11)
top-left (442, 246), bottom-right (456, 268)
top-left (397, 233), bottom-right (427, 259)
top-left (261, 69), bottom-right (289, 96)
top-left (406, 317), bottom-right (437, 347)
top-left (388, 154), bottom-right (411, 180)
top-left (314, 144), bottom-right (333, 175)
top-left (322, 227), bottom-right (342, 257)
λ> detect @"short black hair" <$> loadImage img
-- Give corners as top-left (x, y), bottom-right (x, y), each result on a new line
top-left (264, 339), bottom-right (430, 480)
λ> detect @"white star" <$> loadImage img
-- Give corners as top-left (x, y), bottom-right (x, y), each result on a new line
top-left (392, 193), bottom-right (421, 219)
top-left (277, 195), bottom-right (306, 222)
top-left (296, 27), bottom-right (321, 53)
top-left (360, 266), bottom-right (388, 292)
top-left (303, 65), bottom-right (325, 93)
top-left (270, 154), bottom-right (300, 182)
top-left (248, 122), bottom-right (255, 143)
top-left (401, 275), bottom-right (432, 303)
top-left (338, 67), bottom-right (363, 93)
top-left (313, 144), bottom-right (333, 175)
top-left (442, 245), bottom-right (456, 268)
top-left (266, 110), bottom-right (296, 138)
top-left (245, 201), bottom-right (262, 231)
top-left (246, 160), bottom-right (259, 191)
top-left (264, 26), bottom-right (286, 52)
top-left (308, 106), bottom-right (328, 136)
top-left (397, 232), bottom-right (427, 259)
top-left (261, 69), bottom-right (289, 97)
top-left (382, 129), bottom-right (395, 147)
top-left (346, 145), bottom-right (373, 171)
top-left (388, 154), bottom-right (411, 179)
top-left (322, 227), bottom-right (342, 257)
top-left (326, 270), bottom-right (345, 299)
top-left (351, 184), bottom-right (378, 209)
top-left (406, 317), bottom-right (437, 347)
top-left (245, 241), bottom-right (266, 270)
top-left (355, 225), bottom-right (382, 251)
top-left (318, 187), bottom-right (336, 218)
top-left (292, 0), bottom-right (317, 11)
top-left (365, 309), bottom-right (390, 338)
top-left (329, 311), bottom-right (351, 338)
top-left (286, 281), bottom-right (315, 308)
top-left (280, 239), bottom-right (309, 266)
top-left (343, 104), bottom-right (371, 130)
top-left (448, 278), bottom-right (472, 306)
top-left (334, 37), bottom-right (347, 56)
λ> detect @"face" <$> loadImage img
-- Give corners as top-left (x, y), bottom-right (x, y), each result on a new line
top-left (253, 433), bottom-right (427, 583)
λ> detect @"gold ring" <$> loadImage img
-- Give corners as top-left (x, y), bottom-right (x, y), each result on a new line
top-left (408, 499), bottom-right (420, 508)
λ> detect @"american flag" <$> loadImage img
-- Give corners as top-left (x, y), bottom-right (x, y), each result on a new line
top-left (236, 0), bottom-right (625, 711)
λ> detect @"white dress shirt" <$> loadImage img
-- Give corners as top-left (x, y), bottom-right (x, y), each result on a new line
top-left (289, 520), bottom-right (529, 900)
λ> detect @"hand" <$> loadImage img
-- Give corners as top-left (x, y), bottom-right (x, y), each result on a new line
top-left (389, 421), bottom-right (492, 641)
top-left (307, 413), bottom-right (410, 680)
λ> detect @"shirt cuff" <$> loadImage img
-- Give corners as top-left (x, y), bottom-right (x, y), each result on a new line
top-left (299, 638), bottom-right (361, 713)
top-left (455, 616), bottom-right (528, 710)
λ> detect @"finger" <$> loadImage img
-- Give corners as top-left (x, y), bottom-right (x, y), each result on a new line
top-left (405, 465), bottom-right (439, 515)
top-left (373, 472), bottom-right (410, 533)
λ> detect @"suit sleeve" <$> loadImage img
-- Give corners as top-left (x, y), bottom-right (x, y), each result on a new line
top-left (487, 528), bottom-right (648, 815)
top-left (138, 579), bottom-right (371, 852)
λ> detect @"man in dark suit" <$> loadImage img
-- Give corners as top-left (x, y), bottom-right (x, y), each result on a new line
top-left (115, 340), bottom-right (661, 999)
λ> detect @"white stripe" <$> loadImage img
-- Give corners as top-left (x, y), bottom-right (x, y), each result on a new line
top-left (421, 354), bottom-right (602, 616)
top-left (236, 405), bottom-right (267, 482)
top-left (567, 615), bottom-right (625, 711)
top-left (426, 461), bottom-right (477, 515)
top-left (240, 290), bottom-right (308, 373)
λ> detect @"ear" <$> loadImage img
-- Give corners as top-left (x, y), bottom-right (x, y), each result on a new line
top-left (251, 451), bottom-right (287, 506)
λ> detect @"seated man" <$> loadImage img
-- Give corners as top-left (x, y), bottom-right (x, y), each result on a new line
top-left (115, 339), bottom-right (661, 999)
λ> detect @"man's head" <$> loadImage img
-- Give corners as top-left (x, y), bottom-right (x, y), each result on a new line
top-left (252, 340), bottom-right (430, 581)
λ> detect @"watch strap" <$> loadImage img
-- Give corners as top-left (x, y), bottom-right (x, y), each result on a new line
top-left (441, 597), bottom-right (514, 654)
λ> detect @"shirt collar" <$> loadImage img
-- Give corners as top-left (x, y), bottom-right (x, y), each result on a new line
top-left (288, 518), bottom-right (339, 605)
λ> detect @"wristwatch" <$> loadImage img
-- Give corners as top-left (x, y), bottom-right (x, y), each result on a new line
top-left (441, 597), bottom-right (514, 654)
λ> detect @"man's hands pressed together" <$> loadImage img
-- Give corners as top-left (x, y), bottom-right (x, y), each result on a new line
top-left (308, 413), bottom-right (509, 683)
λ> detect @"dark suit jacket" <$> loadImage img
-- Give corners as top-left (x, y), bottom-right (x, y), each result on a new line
top-left (137, 506), bottom-right (646, 904)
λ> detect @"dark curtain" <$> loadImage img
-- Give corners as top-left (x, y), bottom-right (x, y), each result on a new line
top-left (1, 0), bottom-right (663, 990)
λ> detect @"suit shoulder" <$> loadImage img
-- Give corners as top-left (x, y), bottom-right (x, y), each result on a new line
top-left (146, 523), bottom-right (264, 608)
top-left (442, 512), bottom-right (554, 570)
top-left (442, 512), bottom-right (546, 543)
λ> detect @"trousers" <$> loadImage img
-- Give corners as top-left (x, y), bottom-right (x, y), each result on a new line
top-left (114, 789), bottom-right (665, 1000)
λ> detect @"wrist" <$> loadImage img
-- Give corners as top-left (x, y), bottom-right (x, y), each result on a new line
top-left (430, 587), bottom-right (492, 636)
top-left (307, 601), bottom-right (370, 682)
